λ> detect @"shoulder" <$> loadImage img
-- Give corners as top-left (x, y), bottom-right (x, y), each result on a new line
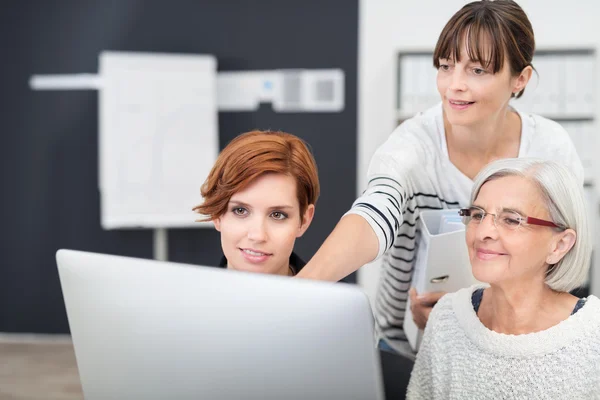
top-left (529, 112), bottom-right (571, 138)
top-left (580, 295), bottom-right (600, 322)
top-left (436, 285), bottom-right (478, 310)
top-left (389, 103), bottom-right (442, 143)
top-left (373, 104), bottom-right (443, 165)
top-left (426, 288), bottom-right (461, 327)
top-left (520, 111), bottom-right (575, 149)
top-left (417, 288), bottom-right (479, 358)
top-left (518, 111), bottom-right (584, 183)
top-left (428, 286), bottom-right (481, 330)
top-left (548, 295), bottom-right (600, 351)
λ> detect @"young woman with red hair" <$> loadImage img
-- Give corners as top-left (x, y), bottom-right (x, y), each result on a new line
top-left (194, 130), bottom-right (320, 276)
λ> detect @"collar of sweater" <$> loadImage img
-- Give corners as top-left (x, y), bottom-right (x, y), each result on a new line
top-left (453, 285), bottom-right (600, 357)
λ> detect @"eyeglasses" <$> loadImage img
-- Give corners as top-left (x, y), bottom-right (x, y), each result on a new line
top-left (458, 206), bottom-right (566, 231)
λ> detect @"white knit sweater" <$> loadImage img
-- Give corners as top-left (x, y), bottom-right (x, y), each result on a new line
top-left (407, 286), bottom-right (600, 399)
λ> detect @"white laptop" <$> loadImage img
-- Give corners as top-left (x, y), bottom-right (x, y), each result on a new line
top-left (56, 249), bottom-right (384, 400)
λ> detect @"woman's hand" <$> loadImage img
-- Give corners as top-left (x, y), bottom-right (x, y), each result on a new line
top-left (409, 288), bottom-right (446, 330)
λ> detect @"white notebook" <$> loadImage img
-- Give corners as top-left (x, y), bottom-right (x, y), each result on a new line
top-left (404, 209), bottom-right (479, 351)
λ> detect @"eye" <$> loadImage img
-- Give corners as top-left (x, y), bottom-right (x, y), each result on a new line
top-left (232, 207), bottom-right (248, 216)
top-left (472, 67), bottom-right (486, 75)
top-left (501, 215), bottom-right (521, 226)
top-left (469, 207), bottom-right (485, 221)
top-left (270, 211), bottom-right (288, 220)
top-left (439, 64), bottom-right (450, 71)
top-left (499, 211), bottom-right (524, 227)
top-left (471, 211), bottom-right (484, 221)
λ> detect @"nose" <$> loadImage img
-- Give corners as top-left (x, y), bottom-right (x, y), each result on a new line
top-left (474, 213), bottom-right (499, 241)
top-left (247, 217), bottom-right (268, 242)
top-left (448, 68), bottom-right (467, 92)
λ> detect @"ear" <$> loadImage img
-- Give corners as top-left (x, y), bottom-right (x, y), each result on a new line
top-left (546, 228), bottom-right (577, 265)
top-left (213, 217), bottom-right (222, 232)
top-left (296, 204), bottom-right (315, 238)
top-left (513, 65), bottom-right (533, 95)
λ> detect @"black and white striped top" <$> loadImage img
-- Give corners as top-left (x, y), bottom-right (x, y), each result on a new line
top-left (347, 103), bottom-right (584, 356)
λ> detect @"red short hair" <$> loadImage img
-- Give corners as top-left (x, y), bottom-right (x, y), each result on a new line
top-left (193, 130), bottom-right (320, 222)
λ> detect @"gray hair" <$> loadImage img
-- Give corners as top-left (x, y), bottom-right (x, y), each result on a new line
top-left (470, 158), bottom-right (591, 292)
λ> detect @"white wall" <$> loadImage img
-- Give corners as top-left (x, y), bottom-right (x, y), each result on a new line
top-left (357, 0), bottom-right (600, 300)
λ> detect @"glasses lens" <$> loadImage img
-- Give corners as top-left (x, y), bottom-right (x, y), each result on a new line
top-left (463, 207), bottom-right (485, 225)
top-left (460, 209), bottom-right (471, 225)
top-left (497, 211), bottom-right (523, 230)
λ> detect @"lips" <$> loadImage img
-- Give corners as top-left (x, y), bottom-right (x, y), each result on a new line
top-left (449, 99), bottom-right (474, 105)
top-left (448, 99), bottom-right (475, 111)
top-left (239, 248), bottom-right (272, 264)
top-left (242, 248), bottom-right (271, 256)
top-left (476, 248), bottom-right (506, 261)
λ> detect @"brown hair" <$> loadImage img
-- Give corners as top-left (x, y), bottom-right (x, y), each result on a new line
top-left (193, 130), bottom-right (320, 222)
top-left (433, 0), bottom-right (535, 98)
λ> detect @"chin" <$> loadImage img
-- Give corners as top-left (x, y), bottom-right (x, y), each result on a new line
top-left (232, 262), bottom-right (271, 275)
top-left (445, 113), bottom-right (476, 128)
top-left (443, 106), bottom-right (481, 126)
top-left (471, 263), bottom-right (504, 284)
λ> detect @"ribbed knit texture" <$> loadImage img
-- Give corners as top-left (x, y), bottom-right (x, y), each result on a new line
top-left (407, 286), bottom-right (600, 399)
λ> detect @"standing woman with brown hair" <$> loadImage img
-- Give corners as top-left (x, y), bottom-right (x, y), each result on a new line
top-left (194, 130), bottom-right (319, 276)
top-left (296, 0), bottom-right (584, 357)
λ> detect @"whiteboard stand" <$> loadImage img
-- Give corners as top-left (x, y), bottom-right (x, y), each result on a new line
top-left (153, 228), bottom-right (168, 262)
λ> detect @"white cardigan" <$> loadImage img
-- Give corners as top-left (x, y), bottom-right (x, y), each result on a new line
top-left (407, 286), bottom-right (600, 399)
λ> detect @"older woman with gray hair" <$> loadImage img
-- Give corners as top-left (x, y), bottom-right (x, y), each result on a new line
top-left (407, 158), bottom-right (600, 399)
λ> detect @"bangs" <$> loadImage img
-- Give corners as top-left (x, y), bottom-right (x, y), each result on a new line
top-left (433, 14), bottom-right (506, 74)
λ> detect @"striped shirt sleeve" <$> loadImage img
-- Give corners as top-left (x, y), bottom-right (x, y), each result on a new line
top-left (345, 122), bottom-right (426, 259)
top-left (346, 175), bottom-right (407, 258)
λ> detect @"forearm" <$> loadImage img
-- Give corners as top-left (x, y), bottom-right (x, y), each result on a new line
top-left (296, 214), bottom-right (379, 281)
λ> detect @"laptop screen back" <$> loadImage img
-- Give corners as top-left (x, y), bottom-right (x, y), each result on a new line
top-left (56, 249), bottom-right (384, 400)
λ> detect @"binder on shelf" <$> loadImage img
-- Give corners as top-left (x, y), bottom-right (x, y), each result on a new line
top-left (399, 56), bottom-right (415, 115)
top-left (559, 121), bottom-right (596, 184)
top-left (580, 122), bottom-right (596, 182)
top-left (398, 54), bottom-right (439, 117)
top-left (416, 55), bottom-right (436, 111)
top-left (404, 209), bottom-right (479, 351)
top-left (564, 55), bottom-right (595, 116)
top-left (423, 56), bottom-right (440, 111)
top-left (532, 56), bottom-right (563, 115)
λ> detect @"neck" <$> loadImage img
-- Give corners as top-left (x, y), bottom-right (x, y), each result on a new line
top-left (444, 106), bottom-right (519, 161)
top-left (276, 262), bottom-right (294, 276)
top-left (480, 279), bottom-right (575, 335)
top-left (225, 262), bottom-right (294, 276)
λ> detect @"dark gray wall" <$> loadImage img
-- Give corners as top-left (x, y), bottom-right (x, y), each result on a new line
top-left (0, 0), bottom-right (358, 333)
